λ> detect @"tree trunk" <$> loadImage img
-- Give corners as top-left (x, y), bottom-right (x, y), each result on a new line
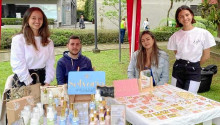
top-left (218, 24), bottom-right (220, 38)
top-left (218, 0), bottom-right (220, 37)
top-left (167, 0), bottom-right (173, 26)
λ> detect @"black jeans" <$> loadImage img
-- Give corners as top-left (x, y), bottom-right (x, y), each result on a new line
top-left (172, 59), bottom-right (201, 90)
top-left (12, 68), bottom-right (46, 88)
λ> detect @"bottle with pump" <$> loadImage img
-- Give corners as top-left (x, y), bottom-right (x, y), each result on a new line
top-left (105, 108), bottom-right (111, 125)
top-left (90, 94), bottom-right (96, 110)
top-left (99, 106), bottom-right (104, 120)
top-left (95, 90), bottom-right (101, 110)
top-left (20, 110), bottom-right (29, 125)
top-left (23, 106), bottom-right (31, 125)
top-left (89, 114), bottom-right (95, 125)
top-left (68, 103), bottom-right (74, 124)
top-left (63, 100), bottom-right (69, 117)
top-left (52, 103), bottom-right (57, 124)
top-left (71, 109), bottom-right (79, 125)
top-left (89, 107), bottom-right (94, 117)
top-left (30, 108), bottom-right (39, 125)
top-left (36, 102), bottom-right (44, 124)
top-left (47, 106), bottom-right (55, 125)
top-left (60, 97), bottom-right (64, 107)
top-left (93, 110), bottom-right (98, 125)
top-left (102, 99), bottom-right (107, 109)
top-left (54, 95), bottom-right (59, 107)
top-left (99, 115), bottom-right (105, 125)
top-left (32, 107), bottom-right (40, 122)
top-left (59, 107), bottom-right (66, 125)
top-left (30, 116), bottom-right (39, 125)
top-left (48, 90), bottom-right (53, 106)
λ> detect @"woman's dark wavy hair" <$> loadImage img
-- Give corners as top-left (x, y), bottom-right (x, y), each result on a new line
top-left (175, 5), bottom-right (196, 27)
top-left (136, 31), bottom-right (159, 71)
top-left (19, 7), bottom-right (50, 50)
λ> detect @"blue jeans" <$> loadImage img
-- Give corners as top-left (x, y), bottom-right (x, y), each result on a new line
top-left (120, 29), bottom-right (126, 44)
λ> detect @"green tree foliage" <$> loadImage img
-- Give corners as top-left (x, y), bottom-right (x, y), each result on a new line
top-left (199, 0), bottom-right (220, 37)
top-left (84, 0), bottom-right (95, 21)
top-left (99, 0), bottom-right (127, 27)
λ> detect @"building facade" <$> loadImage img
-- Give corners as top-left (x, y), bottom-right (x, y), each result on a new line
top-left (2, 0), bottom-right (77, 26)
top-left (97, 0), bottom-right (202, 30)
top-left (2, 0), bottom-right (203, 29)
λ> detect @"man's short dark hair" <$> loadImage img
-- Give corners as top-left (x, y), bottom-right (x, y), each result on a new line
top-left (68, 35), bottom-right (80, 44)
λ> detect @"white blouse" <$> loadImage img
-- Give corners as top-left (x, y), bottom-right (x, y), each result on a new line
top-left (10, 34), bottom-right (55, 85)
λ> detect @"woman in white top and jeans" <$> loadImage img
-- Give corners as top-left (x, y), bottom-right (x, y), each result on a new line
top-left (10, 7), bottom-right (55, 87)
top-left (142, 18), bottom-right (149, 31)
top-left (167, 5), bottom-right (216, 93)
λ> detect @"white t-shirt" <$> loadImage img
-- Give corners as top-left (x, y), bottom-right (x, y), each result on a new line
top-left (10, 34), bottom-right (55, 85)
top-left (167, 27), bottom-right (216, 62)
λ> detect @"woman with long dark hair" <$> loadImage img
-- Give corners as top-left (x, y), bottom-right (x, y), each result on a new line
top-left (10, 7), bottom-right (55, 86)
top-left (167, 5), bottom-right (216, 93)
top-left (128, 31), bottom-right (169, 86)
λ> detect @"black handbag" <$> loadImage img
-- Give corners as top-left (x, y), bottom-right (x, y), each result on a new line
top-left (97, 86), bottom-right (114, 98)
top-left (203, 65), bottom-right (217, 74)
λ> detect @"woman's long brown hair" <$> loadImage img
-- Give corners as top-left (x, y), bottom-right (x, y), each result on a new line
top-left (19, 7), bottom-right (50, 50)
top-left (136, 31), bottom-right (159, 71)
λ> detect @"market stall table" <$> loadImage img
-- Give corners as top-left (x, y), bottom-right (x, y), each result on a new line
top-left (107, 84), bottom-right (220, 125)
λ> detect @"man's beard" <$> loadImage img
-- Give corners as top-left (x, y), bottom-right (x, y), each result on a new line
top-left (69, 50), bottom-right (80, 56)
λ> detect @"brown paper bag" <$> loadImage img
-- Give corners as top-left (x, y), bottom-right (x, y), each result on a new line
top-left (6, 96), bottom-right (35, 125)
top-left (10, 73), bottom-right (41, 104)
top-left (10, 83), bottom-right (41, 104)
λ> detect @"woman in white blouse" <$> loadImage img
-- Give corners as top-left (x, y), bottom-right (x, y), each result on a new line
top-left (10, 7), bottom-right (55, 86)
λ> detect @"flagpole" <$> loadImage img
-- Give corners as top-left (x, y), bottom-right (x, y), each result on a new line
top-left (131, 0), bottom-right (137, 57)
top-left (0, 0), bottom-right (2, 49)
top-left (119, 0), bottom-right (121, 62)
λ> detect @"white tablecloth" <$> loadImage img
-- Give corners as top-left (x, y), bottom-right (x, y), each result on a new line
top-left (107, 84), bottom-right (220, 125)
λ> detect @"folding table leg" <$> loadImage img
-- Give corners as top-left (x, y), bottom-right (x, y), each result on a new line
top-left (213, 117), bottom-right (220, 125)
top-left (203, 120), bottom-right (212, 125)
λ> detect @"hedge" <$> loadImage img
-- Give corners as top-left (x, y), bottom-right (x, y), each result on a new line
top-left (1, 28), bottom-right (175, 49)
top-left (1, 29), bottom-right (128, 49)
top-left (2, 18), bottom-right (55, 25)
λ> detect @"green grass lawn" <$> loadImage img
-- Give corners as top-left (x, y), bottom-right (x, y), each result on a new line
top-left (211, 45), bottom-right (220, 54)
top-left (1, 46), bottom-right (220, 102)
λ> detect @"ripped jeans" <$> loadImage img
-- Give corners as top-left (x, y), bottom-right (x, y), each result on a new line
top-left (171, 59), bottom-right (201, 93)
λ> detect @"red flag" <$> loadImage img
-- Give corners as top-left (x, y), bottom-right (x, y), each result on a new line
top-left (127, 0), bottom-right (141, 56)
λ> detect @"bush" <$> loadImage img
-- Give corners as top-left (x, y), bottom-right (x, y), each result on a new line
top-left (2, 18), bottom-right (23, 25)
top-left (1, 29), bottom-right (128, 49)
top-left (152, 31), bottom-right (175, 41)
top-left (1, 28), bottom-right (20, 49)
top-left (2, 18), bottom-right (55, 25)
top-left (194, 16), bottom-right (217, 37)
top-left (151, 26), bottom-right (180, 41)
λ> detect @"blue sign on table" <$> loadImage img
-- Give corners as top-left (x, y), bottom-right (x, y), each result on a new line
top-left (68, 71), bottom-right (105, 95)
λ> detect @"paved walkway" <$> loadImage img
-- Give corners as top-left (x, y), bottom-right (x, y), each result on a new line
top-left (0, 42), bottom-right (168, 62)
